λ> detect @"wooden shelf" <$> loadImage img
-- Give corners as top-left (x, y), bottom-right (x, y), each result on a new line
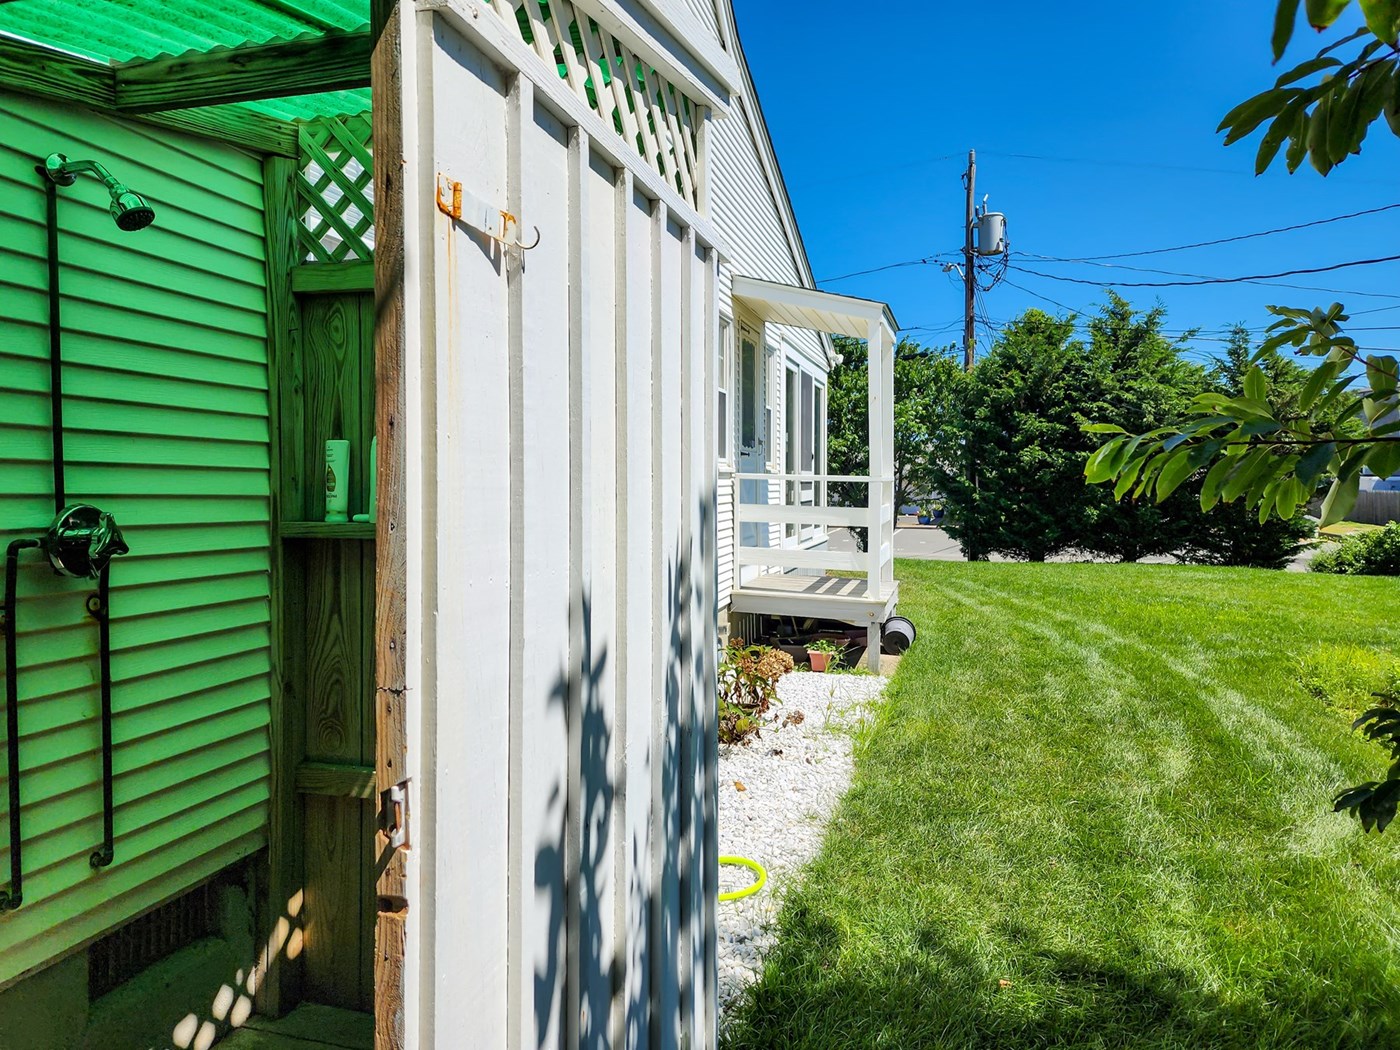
top-left (295, 761), bottom-right (376, 800)
top-left (279, 521), bottom-right (375, 540)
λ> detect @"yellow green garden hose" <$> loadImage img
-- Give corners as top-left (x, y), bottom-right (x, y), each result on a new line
top-left (718, 855), bottom-right (767, 901)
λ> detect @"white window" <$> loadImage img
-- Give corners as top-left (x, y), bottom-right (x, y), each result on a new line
top-left (784, 366), bottom-right (799, 474)
top-left (738, 324), bottom-right (761, 455)
top-left (717, 318), bottom-right (733, 463)
top-left (800, 371), bottom-right (815, 472)
top-left (764, 344), bottom-right (779, 469)
top-left (814, 382), bottom-right (826, 508)
top-left (785, 366), bottom-right (799, 538)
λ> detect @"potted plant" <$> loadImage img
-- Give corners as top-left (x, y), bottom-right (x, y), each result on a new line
top-left (930, 500), bottom-right (945, 522)
top-left (806, 638), bottom-right (843, 673)
top-left (917, 507), bottom-right (932, 525)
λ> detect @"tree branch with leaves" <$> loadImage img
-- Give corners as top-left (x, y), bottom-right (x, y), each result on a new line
top-left (1088, 0), bottom-right (1400, 830)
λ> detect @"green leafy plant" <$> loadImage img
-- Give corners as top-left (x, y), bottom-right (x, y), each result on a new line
top-left (931, 303), bottom-right (1311, 566)
top-left (1084, 305), bottom-right (1396, 529)
top-left (806, 638), bottom-right (845, 673)
top-left (1219, 0), bottom-right (1400, 178)
top-left (1311, 520), bottom-right (1400, 574)
top-left (1336, 692), bottom-right (1400, 831)
top-left (718, 639), bottom-right (789, 745)
top-left (1088, 0), bottom-right (1400, 833)
top-left (1298, 643), bottom-right (1400, 716)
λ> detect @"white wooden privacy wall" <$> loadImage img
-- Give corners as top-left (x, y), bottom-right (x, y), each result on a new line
top-left (393, 2), bottom-right (722, 1047)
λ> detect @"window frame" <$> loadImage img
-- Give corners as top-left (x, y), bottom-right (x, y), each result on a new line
top-left (737, 321), bottom-right (763, 457)
top-left (717, 317), bottom-right (733, 467)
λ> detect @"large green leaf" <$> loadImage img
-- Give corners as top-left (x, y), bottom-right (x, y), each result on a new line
top-left (1307, 0), bottom-right (1354, 28)
top-left (1275, 0), bottom-right (1304, 57)
top-left (1200, 456), bottom-right (1234, 512)
top-left (1297, 358), bottom-right (1338, 411)
top-left (1244, 365), bottom-right (1269, 402)
top-left (1276, 56), bottom-right (1344, 85)
top-left (1154, 448), bottom-right (1196, 501)
top-left (1221, 88), bottom-right (1295, 143)
top-left (1274, 475), bottom-right (1307, 518)
top-left (1084, 439), bottom-right (1126, 484)
top-left (1367, 440), bottom-right (1400, 479)
top-left (1295, 440), bottom-right (1337, 485)
top-left (1366, 354), bottom-right (1399, 397)
top-left (1223, 449), bottom-right (1274, 502)
top-left (1309, 86), bottom-right (1336, 173)
top-left (1319, 470), bottom-right (1361, 525)
top-left (1385, 65), bottom-right (1400, 135)
top-left (1360, 0), bottom-right (1400, 42)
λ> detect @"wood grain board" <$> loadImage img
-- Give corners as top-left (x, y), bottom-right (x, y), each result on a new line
top-left (370, 5), bottom-right (408, 1046)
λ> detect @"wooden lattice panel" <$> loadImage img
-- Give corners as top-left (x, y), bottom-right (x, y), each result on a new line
top-left (296, 113), bottom-right (375, 263)
top-left (487, 0), bottom-right (703, 208)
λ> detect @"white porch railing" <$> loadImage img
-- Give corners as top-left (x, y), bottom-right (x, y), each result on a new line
top-left (733, 473), bottom-right (895, 600)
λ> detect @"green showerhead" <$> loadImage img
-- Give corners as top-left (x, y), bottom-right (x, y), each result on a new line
top-left (42, 152), bottom-right (155, 232)
top-left (110, 189), bottom-right (155, 232)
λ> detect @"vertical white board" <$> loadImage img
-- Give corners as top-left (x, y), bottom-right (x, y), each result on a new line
top-left (400, 7), bottom-right (721, 1047)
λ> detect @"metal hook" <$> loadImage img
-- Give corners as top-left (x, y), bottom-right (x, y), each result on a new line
top-left (435, 173), bottom-right (540, 251)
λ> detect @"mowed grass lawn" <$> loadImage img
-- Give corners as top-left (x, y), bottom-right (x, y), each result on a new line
top-left (722, 561), bottom-right (1400, 1050)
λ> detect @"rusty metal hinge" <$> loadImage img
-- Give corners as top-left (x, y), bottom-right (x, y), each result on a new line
top-left (379, 779), bottom-right (410, 851)
top-left (434, 173), bottom-right (541, 250)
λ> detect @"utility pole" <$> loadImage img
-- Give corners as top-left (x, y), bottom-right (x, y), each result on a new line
top-left (962, 148), bottom-right (976, 372)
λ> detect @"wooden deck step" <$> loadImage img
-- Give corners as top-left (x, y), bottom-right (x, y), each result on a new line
top-left (215, 1004), bottom-right (372, 1050)
top-left (729, 571), bottom-right (899, 625)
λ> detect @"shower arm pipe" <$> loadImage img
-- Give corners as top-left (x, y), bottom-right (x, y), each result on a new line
top-left (87, 564), bottom-right (114, 870)
top-left (44, 177), bottom-right (64, 513)
top-left (1, 539), bottom-right (41, 912)
top-left (48, 156), bottom-right (117, 193)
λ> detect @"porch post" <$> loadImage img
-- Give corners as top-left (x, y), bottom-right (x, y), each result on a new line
top-left (883, 322), bottom-right (896, 588)
top-left (865, 318), bottom-right (882, 599)
top-left (732, 472), bottom-right (742, 590)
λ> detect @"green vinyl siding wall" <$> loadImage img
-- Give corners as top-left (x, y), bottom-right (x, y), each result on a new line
top-left (0, 90), bottom-right (273, 986)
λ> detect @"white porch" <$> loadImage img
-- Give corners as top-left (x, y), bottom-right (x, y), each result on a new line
top-left (727, 276), bottom-right (899, 670)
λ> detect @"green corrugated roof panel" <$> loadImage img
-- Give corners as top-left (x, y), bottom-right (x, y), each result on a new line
top-left (0, 0), bottom-right (371, 121)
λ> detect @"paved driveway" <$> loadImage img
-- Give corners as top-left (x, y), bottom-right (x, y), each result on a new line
top-left (829, 520), bottom-right (1320, 570)
top-left (828, 522), bottom-right (966, 561)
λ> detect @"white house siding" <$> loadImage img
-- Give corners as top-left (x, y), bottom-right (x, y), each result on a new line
top-left (703, 1), bottom-right (830, 608)
top-left (396, 6), bottom-right (718, 1049)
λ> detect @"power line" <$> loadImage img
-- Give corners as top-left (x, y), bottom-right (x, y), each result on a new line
top-left (976, 149), bottom-right (1398, 187)
top-left (1015, 253), bottom-right (1400, 300)
top-left (998, 277), bottom-right (1090, 315)
top-left (1033, 203), bottom-right (1400, 261)
top-left (1010, 253), bottom-right (1400, 290)
top-left (818, 253), bottom-right (958, 286)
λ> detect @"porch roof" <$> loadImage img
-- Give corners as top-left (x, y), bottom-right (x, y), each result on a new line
top-left (731, 274), bottom-right (899, 342)
top-left (0, 0), bottom-right (371, 121)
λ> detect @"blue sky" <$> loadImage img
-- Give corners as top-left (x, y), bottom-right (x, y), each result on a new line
top-left (732, 1), bottom-right (1400, 367)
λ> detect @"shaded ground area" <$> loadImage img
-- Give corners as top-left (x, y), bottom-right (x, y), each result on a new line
top-left (722, 561), bottom-right (1400, 1049)
top-left (215, 1004), bottom-right (369, 1050)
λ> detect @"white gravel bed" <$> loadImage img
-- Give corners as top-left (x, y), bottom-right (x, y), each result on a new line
top-left (716, 670), bottom-right (887, 1023)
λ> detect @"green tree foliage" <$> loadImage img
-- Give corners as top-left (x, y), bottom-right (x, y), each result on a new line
top-left (931, 310), bottom-right (1111, 561)
top-left (1220, 0), bottom-right (1400, 177)
top-left (1092, 0), bottom-right (1400, 829)
top-left (1312, 521), bottom-right (1400, 574)
top-left (929, 299), bottom-right (1312, 566)
top-left (1093, 0), bottom-right (1400, 534)
top-left (826, 336), bottom-right (963, 540)
top-left (1085, 305), bottom-right (1396, 530)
